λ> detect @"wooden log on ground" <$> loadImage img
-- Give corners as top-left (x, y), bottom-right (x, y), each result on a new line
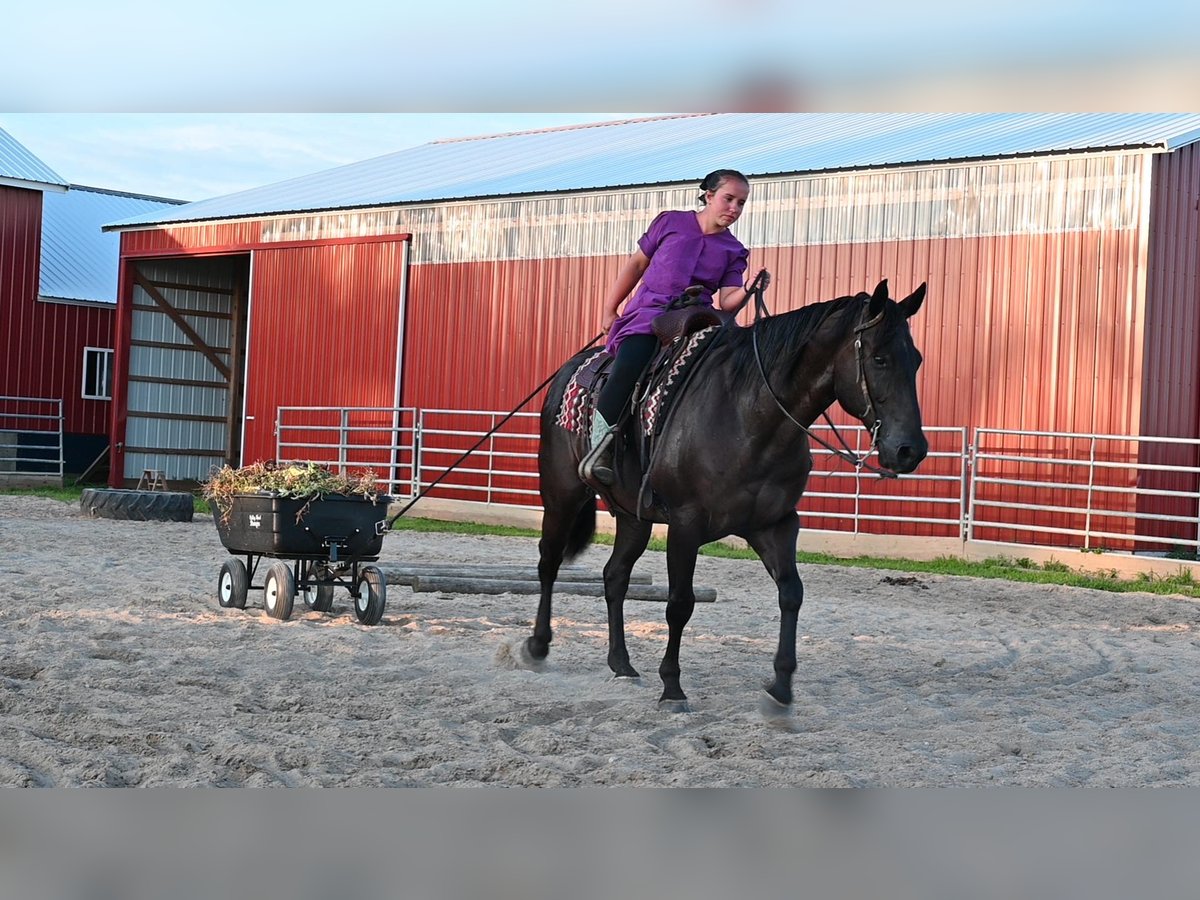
top-left (381, 565), bottom-right (652, 585)
top-left (407, 575), bottom-right (715, 603)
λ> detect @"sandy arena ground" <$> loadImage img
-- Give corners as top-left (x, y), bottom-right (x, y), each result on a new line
top-left (3, 494), bottom-right (1200, 787)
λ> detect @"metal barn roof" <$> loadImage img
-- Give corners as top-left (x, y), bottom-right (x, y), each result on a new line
top-left (40, 185), bottom-right (185, 303)
top-left (106, 113), bottom-right (1200, 231)
top-left (0, 125), bottom-right (68, 191)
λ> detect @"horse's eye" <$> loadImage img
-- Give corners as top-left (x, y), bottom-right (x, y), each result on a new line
top-left (872, 355), bottom-right (888, 367)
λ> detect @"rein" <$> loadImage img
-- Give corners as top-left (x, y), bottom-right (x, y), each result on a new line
top-left (751, 294), bottom-right (898, 479)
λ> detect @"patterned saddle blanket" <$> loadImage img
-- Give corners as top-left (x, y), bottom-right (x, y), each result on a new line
top-left (554, 325), bottom-right (722, 443)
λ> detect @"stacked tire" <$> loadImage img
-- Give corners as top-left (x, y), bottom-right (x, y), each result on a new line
top-left (80, 488), bottom-right (194, 522)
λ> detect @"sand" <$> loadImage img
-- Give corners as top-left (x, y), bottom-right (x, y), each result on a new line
top-left (2, 493), bottom-right (1200, 787)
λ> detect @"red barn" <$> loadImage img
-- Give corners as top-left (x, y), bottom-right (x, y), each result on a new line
top-left (102, 114), bottom-right (1200, 559)
top-left (0, 125), bottom-right (183, 481)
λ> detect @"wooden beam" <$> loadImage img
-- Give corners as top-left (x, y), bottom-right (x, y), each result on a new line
top-left (131, 269), bottom-right (230, 380)
top-left (131, 302), bottom-right (230, 321)
top-left (142, 278), bottom-right (235, 295)
top-left (407, 576), bottom-right (715, 603)
top-left (131, 338), bottom-right (232, 355)
top-left (382, 564), bottom-right (653, 584)
top-left (128, 374), bottom-right (226, 389)
top-left (126, 410), bottom-right (226, 424)
top-left (121, 445), bottom-right (226, 457)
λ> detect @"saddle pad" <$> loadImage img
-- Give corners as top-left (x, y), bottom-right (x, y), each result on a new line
top-left (555, 348), bottom-right (608, 434)
top-left (641, 325), bottom-right (720, 438)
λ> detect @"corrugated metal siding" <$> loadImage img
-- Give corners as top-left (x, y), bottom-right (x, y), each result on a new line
top-left (397, 153), bottom-right (1150, 433)
top-left (111, 145), bottom-right (1167, 543)
top-left (1, 184), bottom-right (114, 437)
top-left (0, 127), bottom-right (67, 189)
top-left (120, 257), bottom-right (239, 482)
top-left (246, 152), bottom-right (1146, 266)
top-left (396, 153), bottom-right (1152, 538)
top-left (1137, 141), bottom-right (1200, 548)
top-left (120, 220), bottom-right (264, 256)
top-left (242, 240), bottom-right (408, 463)
top-left (39, 186), bottom-right (183, 303)
top-left (107, 113), bottom-right (1200, 230)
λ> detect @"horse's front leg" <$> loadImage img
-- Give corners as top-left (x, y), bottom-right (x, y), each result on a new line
top-left (605, 515), bottom-right (652, 678)
top-left (744, 513), bottom-right (804, 713)
top-left (658, 529), bottom-right (702, 712)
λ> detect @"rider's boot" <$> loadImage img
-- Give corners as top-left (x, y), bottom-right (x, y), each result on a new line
top-left (578, 410), bottom-right (616, 486)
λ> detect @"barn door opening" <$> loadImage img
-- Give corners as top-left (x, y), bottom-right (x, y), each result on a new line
top-left (122, 254), bottom-right (250, 485)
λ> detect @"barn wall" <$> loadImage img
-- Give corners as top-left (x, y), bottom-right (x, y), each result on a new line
top-left (114, 149), bottom-right (1158, 541)
top-left (1134, 141), bottom-right (1200, 548)
top-left (1, 185), bottom-right (114, 443)
top-left (115, 256), bottom-right (242, 485)
top-left (115, 230), bottom-right (411, 480)
top-left (393, 152), bottom-right (1153, 540)
top-left (242, 239), bottom-right (409, 463)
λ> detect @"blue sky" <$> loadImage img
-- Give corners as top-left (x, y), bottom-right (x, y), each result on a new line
top-left (0, 114), bottom-right (655, 202)
top-left (3, 2), bottom-right (1196, 119)
top-left (3, 2), bottom-right (1196, 201)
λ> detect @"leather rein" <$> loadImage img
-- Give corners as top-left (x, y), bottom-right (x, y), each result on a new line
top-left (749, 286), bottom-right (898, 480)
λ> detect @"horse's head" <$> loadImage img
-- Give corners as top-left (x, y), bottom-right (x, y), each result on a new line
top-left (833, 279), bottom-right (928, 475)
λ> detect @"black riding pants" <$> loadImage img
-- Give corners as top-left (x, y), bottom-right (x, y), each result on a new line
top-left (596, 333), bottom-right (658, 425)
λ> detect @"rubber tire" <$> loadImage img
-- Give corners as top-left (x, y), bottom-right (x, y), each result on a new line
top-left (302, 564), bottom-right (335, 613)
top-left (81, 488), bottom-right (194, 522)
top-left (353, 565), bottom-right (386, 626)
top-left (263, 562), bottom-right (296, 621)
top-left (217, 559), bottom-right (249, 610)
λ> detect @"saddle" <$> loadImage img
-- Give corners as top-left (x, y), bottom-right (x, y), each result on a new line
top-left (651, 286), bottom-right (725, 347)
top-left (557, 289), bottom-right (732, 515)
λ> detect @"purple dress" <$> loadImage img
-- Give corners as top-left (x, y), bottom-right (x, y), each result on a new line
top-left (605, 209), bottom-right (749, 355)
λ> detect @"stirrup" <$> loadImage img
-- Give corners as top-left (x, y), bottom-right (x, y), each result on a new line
top-left (578, 431), bottom-right (616, 486)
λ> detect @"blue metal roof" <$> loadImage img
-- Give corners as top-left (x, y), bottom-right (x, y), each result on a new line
top-left (0, 125), bottom-right (67, 190)
top-left (40, 185), bottom-right (185, 303)
top-left (106, 113), bottom-right (1200, 230)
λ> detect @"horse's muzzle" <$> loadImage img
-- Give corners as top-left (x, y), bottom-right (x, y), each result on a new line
top-left (879, 435), bottom-right (928, 475)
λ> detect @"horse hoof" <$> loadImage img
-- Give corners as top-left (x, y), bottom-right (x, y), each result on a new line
top-left (759, 690), bottom-right (793, 721)
top-left (657, 698), bottom-right (691, 713)
top-left (519, 640), bottom-right (548, 671)
top-left (494, 639), bottom-right (546, 671)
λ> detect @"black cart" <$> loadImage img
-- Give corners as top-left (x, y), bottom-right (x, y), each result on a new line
top-left (212, 492), bottom-right (392, 625)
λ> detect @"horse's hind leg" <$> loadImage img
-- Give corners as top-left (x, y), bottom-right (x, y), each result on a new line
top-left (744, 513), bottom-right (804, 711)
top-left (526, 483), bottom-right (594, 664)
top-left (605, 515), bottom-right (653, 678)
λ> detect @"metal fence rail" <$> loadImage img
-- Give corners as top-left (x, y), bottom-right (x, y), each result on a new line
top-left (799, 425), bottom-right (969, 536)
top-left (969, 428), bottom-right (1200, 554)
top-left (275, 406), bottom-right (1200, 556)
top-left (413, 409), bottom-right (541, 505)
top-left (277, 406), bottom-right (418, 497)
top-left (0, 396), bottom-right (64, 479)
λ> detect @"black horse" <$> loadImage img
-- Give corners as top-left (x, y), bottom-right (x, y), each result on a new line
top-left (519, 279), bottom-right (928, 715)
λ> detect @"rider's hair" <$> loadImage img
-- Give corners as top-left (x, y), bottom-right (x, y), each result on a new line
top-left (698, 169), bottom-right (749, 205)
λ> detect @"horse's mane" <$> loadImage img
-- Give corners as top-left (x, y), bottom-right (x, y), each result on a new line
top-left (725, 293), bottom-right (868, 386)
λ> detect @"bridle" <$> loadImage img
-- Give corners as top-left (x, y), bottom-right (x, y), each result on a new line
top-left (751, 292), bottom-right (898, 479)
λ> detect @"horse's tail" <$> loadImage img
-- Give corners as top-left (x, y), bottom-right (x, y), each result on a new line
top-left (563, 495), bottom-right (597, 563)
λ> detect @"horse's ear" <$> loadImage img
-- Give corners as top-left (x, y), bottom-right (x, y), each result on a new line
top-left (898, 282), bottom-right (926, 319)
top-left (868, 279), bottom-right (889, 318)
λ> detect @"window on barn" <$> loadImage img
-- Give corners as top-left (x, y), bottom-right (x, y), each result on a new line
top-left (82, 347), bottom-right (113, 400)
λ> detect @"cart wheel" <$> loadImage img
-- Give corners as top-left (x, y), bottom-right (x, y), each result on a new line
top-left (263, 562), bottom-right (296, 620)
top-left (353, 565), bottom-right (386, 626)
top-left (217, 559), bottom-right (248, 610)
top-left (302, 564), bottom-right (335, 613)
